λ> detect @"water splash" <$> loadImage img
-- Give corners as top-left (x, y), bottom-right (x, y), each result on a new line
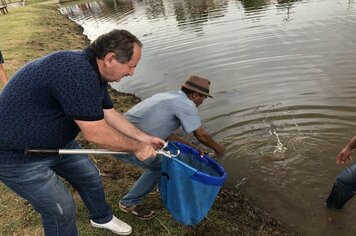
top-left (272, 129), bottom-right (287, 153)
top-left (263, 118), bottom-right (288, 154)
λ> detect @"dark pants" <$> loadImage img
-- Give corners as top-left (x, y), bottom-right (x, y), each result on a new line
top-left (0, 140), bottom-right (112, 236)
top-left (326, 164), bottom-right (356, 209)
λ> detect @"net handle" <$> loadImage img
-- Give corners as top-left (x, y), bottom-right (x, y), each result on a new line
top-left (156, 142), bottom-right (180, 158)
top-left (25, 142), bottom-right (180, 158)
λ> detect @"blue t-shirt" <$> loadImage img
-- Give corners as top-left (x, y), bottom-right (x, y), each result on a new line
top-left (124, 91), bottom-right (201, 140)
top-left (0, 48), bottom-right (113, 150)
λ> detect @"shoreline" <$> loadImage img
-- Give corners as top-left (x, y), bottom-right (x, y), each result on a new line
top-left (0, 2), bottom-right (300, 235)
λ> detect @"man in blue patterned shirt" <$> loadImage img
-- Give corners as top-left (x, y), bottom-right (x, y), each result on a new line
top-left (0, 29), bottom-right (164, 236)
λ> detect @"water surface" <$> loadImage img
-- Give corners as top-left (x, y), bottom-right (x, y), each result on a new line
top-left (60, 0), bottom-right (356, 235)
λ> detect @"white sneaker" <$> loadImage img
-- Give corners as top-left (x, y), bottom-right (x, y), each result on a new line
top-left (90, 215), bottom-right (132, 235)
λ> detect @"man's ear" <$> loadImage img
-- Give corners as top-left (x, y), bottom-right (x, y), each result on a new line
top-left (192, 92), bottom-right (199, 99)
top-left (103, 52), bottom-right (116, 66)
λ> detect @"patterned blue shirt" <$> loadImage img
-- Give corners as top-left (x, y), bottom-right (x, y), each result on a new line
top-left (0, 48), bottom-right (113, 150)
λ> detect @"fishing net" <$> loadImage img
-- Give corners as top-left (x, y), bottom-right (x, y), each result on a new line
top-left (159, 141), bottom-right (227, 225)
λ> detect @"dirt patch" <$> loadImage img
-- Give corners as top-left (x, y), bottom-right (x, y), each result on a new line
top-left (108, 86), bottom-right (142, 112)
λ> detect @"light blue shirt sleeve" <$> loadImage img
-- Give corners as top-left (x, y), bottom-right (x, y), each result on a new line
top-left (173, 99), bottom-right (201, 133)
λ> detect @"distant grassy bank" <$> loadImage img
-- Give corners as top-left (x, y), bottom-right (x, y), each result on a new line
top-left (0, 2), bottom-right (300, 235)
top-left (0, 0), bottom-right (87, 89)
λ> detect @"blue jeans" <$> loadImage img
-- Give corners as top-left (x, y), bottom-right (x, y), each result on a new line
top-left (114, 154), bottom-right (162, 206)
top-left (326, 163), bottom-right (356, 209)
top-left (0, 140), bottom-right (112, 236)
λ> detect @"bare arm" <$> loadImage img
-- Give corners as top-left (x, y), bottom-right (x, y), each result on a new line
top-left (193, 126), bottom-right (225, 155)
top-left (75, 118), bottom-right (156, 160)
top-left (103, 108), bottom-right (164, 149)
top-left (336, 136), bottom-right (356, 165)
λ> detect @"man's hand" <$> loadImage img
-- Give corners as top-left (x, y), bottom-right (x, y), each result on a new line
top-left (336, 147), bottom-right (352, 165)
top-left (214, 144), bottom-right (225, 156)
top-left (134, 143), bottom-right (158, 161)
top-left (143, 135), bottom-right (165, 149)
top-left (198, 148), bottom-right (209, 157)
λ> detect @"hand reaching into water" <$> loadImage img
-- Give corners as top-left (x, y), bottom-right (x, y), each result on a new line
top-left (336, 147), bottom-right (352, 165)
top-left (336, 136), bottom-right (356, 165)
top-left (214, 144), bottom-right (225, 156)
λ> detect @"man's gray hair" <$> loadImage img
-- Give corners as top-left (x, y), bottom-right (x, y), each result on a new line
top-left (89, 29), bottom-right (142, 63)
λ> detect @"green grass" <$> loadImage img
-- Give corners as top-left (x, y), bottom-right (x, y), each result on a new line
top-left (0, 1), bottom-right (88, 89)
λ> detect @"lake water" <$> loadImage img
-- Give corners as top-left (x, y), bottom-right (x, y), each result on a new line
top-left (59, 0), bottom-right (356, 235)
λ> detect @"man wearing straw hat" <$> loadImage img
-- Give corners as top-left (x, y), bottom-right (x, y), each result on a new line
top-left (115, 74), bottom-right (225, 219)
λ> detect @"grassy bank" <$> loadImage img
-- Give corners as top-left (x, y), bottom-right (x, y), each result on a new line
top-left (0, 2), bottom-right (300, 235)
top-left (0, 0), bottom-right (88, 89)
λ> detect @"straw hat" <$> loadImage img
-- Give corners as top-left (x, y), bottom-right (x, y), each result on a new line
top-left (181, 75), bottom-right (213, 98)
